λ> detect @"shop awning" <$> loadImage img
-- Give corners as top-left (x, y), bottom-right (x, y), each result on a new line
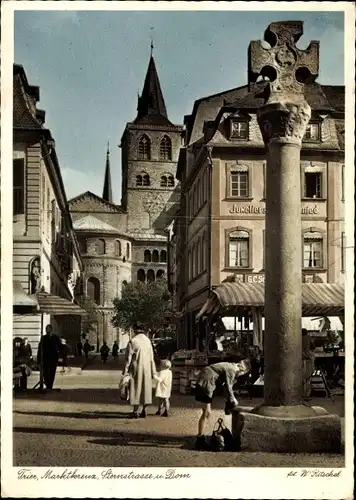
top-left (13, 280), bottom-right (39, 314)
top-left (36, 290), bottom-right (88, 316)
top-left (196, 282), bottom-right (344, 320)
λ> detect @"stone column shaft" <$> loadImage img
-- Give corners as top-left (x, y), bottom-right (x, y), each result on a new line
top-left (264, 140), bottom-right (302, 406)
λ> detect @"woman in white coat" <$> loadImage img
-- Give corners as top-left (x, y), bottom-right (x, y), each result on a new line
top-left (123, 325), bottom-right (156, 418)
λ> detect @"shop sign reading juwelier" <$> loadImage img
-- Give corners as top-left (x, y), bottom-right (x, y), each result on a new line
top-left (229, 204), bottom-right (319, 215)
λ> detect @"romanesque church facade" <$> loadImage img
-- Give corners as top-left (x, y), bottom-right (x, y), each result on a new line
top-left (68, 55), bottom-right (182, 348)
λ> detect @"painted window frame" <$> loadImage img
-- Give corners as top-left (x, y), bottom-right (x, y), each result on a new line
top-left (302, 229), bottom-right (325, 270)
top-left (230, 119), bottom-right (249, 140)
top-left (225, 227), bottom-right (252, 269)
top-left (303, 122), bottom-right (321, 142)
top-left (226, 163), bottom-right (251, 199)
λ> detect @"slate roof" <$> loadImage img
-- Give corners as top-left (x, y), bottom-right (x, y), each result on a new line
top-left (13, 72), bottom-right (43, 130)
top-left (322, 86), bottom-right (345, 112)
top-left (187, 81), bottom-right (345, 147)
top-left (134, 56), bottom-right (174, 126)
top-left (68, 191), bottom-right (125, 212)
top-left (102, 146), bottom-right (113, 203)
top-left (73, 215), bottom-right (120, 233)
top-left (225, 82), bottom-right (341, 112)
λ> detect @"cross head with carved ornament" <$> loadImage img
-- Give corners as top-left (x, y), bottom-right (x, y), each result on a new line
top-left (249, 21), bottom-right (319, 101)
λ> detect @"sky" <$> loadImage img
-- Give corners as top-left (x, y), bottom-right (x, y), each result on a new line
top-left (14, 8), bottom-right (345, 204)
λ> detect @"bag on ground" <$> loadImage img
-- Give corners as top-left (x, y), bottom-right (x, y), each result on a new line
top-left (210, 418), bottom-right (226, 451)
top-left (210, 417), bottom-right (238, 452)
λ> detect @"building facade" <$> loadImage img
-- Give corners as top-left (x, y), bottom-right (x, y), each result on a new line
top-left (68, 54), bottom-right (183, 347)
top-left (120, 55), bottom-right (182, 284)
top-left (12, 65), bottom-right (83, 354)
top-left (173, 76), bottom-right (345, 348)
top-left (68, 186), bottom-right (132, 349)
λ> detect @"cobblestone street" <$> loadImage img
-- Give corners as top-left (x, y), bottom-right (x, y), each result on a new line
top-left (13, 361), bottom-right (345, 468)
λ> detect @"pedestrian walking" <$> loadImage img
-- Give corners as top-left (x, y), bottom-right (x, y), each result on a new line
top-left (194, 359), bottom-right (251, 450)
top-left (112, 340), bottom-right (119, 360)
top-left (59, 339), bottom-right (70, 373)
top-left (76, 340), bottom-right (83, 357)
top-left (100, 342), bottom-right (110, 363)
top-left (154, 359), bottom-right (172, 417)
top-left (37, 324), bottom-right (62, 390)
top-left (83, 339), bottom-right (91, 360)
top-left (122, 324), bottom-right (157, 419)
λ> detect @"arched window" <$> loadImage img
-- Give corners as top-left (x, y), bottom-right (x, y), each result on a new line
top-left (143, 174), bottom-right (150, 186)
top-left (144, 250), bottom-right (151, 262)
top-left (168, 175), bottom-right (175, 187)
top-left (147, 269), bottom-right (155, 283)
top-left (95, 238), bottom-right (105, 254)
top-left (138, 134), bottom-right (151, 160)
top-left (160, 135), bottom-right (172, 160)
top-left (228, 230), bottom-right (249, 268)
top-left (115, 240), bottom-right (121, 257)
top-left (136, 175), bottom-right (143, 186)
top-left (126, 243), bottom-right (130, 259)
top-left (152, 250), bottom-right (159, 263)
top-left (160, 250), bottom-right (167, 263)
top-left (160, 176), bottom-right (168, 187)
top-left (87, 277), bottom-right (100, 305)
top-left (157, 270), bottom-right (165, 280)
top-left (137, 269), bottom-right (146, 282)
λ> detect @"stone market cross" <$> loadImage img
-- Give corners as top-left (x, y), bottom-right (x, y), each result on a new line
top-left (231, 21), bottom-right (341, 454)
top-left (249, 21), bottom-right (319, 99)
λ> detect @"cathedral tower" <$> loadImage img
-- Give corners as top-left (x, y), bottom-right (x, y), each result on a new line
top-left (120, 52), bottom-right (182, 284)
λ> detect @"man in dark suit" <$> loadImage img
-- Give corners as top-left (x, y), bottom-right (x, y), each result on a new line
top-left (37, 324), bottom-right (62, 390)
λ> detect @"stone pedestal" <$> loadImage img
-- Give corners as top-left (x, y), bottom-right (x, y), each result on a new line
top-left (232, 409), bottom-right (342, 454)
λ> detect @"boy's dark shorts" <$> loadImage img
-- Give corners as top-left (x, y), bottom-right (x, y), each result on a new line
top-left (195, 384), bottom-right (213, 404)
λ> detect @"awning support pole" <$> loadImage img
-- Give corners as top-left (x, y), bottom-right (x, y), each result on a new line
top-left (39, 313), bottom-right (44, 390)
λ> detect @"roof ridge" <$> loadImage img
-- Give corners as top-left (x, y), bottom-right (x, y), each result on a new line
top-left (68, 191), bottom-right (124, 211)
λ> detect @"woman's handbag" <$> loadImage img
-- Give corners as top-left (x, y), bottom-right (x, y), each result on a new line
top-left (210, 417), bottom-right (238, 452)
top-left (119, 374), bottom-right (130, 401)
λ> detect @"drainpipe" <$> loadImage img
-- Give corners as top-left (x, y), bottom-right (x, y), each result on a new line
top-left (206, 145), bottom-right (213, 295)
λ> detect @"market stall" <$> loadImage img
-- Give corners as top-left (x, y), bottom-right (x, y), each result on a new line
top-left (195, 281), bottom-right (345, 395)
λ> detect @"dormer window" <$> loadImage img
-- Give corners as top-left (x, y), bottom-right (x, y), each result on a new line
top-left (304, 122), bottom-right (321, 142)
top-left (230, 120), bottom-right (249, 140)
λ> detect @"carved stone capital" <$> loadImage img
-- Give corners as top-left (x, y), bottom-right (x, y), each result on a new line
top-left (257, 99), bottom-right (311, 146)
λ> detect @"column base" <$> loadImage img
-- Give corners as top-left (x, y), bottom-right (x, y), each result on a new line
top-left (252, 403), bottom-right (318, 418)
top-left (232, 407), bottom-right (342, 453)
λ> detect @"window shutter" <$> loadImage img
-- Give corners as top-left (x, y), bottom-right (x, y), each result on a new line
top-left (13, 159), bottom-right (25, 215)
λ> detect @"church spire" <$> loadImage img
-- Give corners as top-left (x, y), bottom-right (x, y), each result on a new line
top-left (135, 52), bottom-right (169, 123)
top-left (102, 142), bottom-right (113, 203)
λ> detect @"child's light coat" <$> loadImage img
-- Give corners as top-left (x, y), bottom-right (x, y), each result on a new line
top-left (154, 368), bottom-right (172, 398)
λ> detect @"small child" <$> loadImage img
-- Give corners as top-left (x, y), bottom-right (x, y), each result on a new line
top-left (154, 359), bottom-right (172, 417)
